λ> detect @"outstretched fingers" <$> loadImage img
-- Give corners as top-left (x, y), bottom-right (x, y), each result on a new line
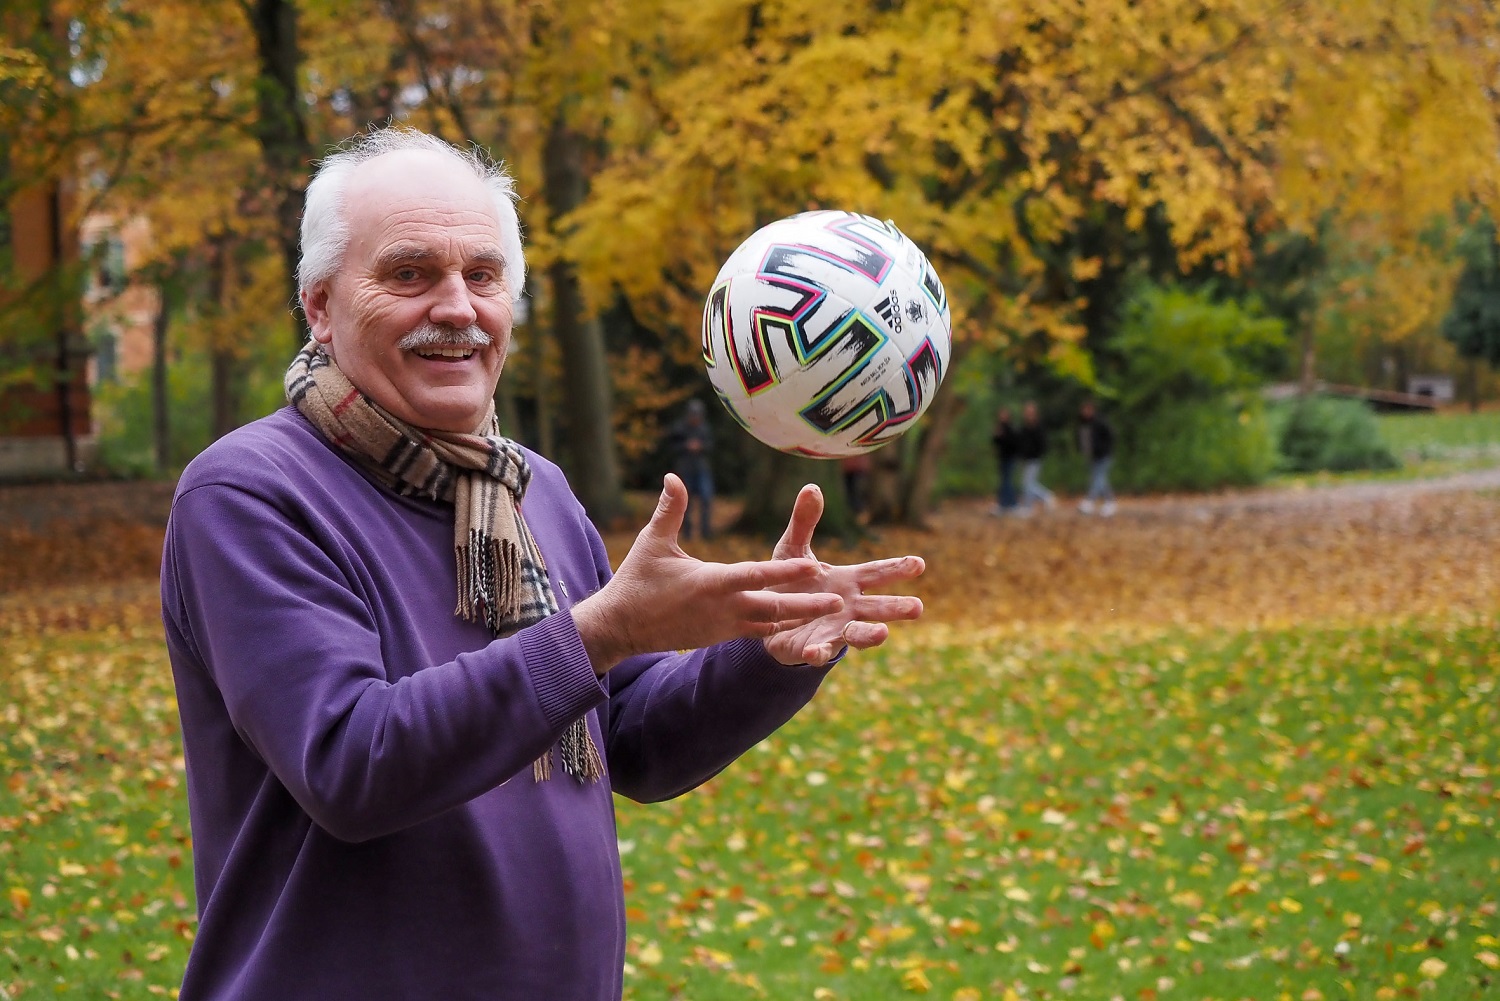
top-left (717, 557), bottom-right (824, 592)
top-left (735, 589), bottom-right (844, 632)
top-left (843, 554), bottom-right (927, 589)
top-left (796, 620), bottom-right (888, 665)
top-left (841, 621), bottom-right (890, 650)
top-left (847, 594), bottom-right (924, 624)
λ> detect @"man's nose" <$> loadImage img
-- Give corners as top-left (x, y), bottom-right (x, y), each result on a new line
top-left (428, 272), bottom-right (478, 328)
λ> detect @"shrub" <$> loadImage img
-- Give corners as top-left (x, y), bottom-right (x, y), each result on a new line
top-left (95, 345), bottom-right (288, 478)
top-left (1114, 396), bottom-right (1279, 492)
top-left (928, 284), bottom-right (1292, 498)
top-left (1273, 396), bottom-right (1400, 473)
top-left (1102, 284), bottom-right (1283, 493)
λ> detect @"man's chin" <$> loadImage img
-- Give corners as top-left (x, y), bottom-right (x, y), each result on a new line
top-left (403, 391), bottom-right (494, 433)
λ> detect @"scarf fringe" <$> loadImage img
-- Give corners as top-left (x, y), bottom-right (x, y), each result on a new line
top-left (456, 530), bottom-right (522, 635)
top-left (531, 720), bottom-right (602, 784)
top-left (560, 718), bottom-right (607, 782)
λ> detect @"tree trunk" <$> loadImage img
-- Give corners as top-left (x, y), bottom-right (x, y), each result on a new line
top-left (732, 443), bottom-right (853, 541)
top-left (48, 181), bottom-right (79, 472)
top-left (210, 349), bottom-right (242, 441)
top-left (207, 242), bottom-right (242, 441)
top-left (866, 340), bottom-right (970, 527)
top-left (1298, 323), bottom-right (1316, 395)
top-left (152, 275), bottom-right (172, 471)
top-left (532, 297), bottom-right (555, 458)
top-left (244, 0), bottom-right (312, 344)
top-left (542, 115), bottom-right (625, 525)
top-left (898, 391), bottom-right (967, 528)
top-left (495, 376), bottom-right (523, 443)
top-left (865, 444), bottom-right (905, 525)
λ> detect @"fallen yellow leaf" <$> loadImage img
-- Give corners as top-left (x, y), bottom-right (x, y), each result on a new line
top-left (1418, 957), bottom-right (1448, 979)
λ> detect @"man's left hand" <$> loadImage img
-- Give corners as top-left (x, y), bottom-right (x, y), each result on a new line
top-left (762, 484), bottom-right (925, 667)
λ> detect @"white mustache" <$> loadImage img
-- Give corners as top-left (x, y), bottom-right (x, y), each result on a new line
top-left (397, 322), bottom-right (490, 352)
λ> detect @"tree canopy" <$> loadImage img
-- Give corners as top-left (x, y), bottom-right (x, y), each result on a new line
top-left (5, 0), bottom-right (1499, 507)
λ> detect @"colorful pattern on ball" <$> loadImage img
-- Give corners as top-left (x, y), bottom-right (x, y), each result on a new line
top-left (702, 210), bottom-right (952, 458)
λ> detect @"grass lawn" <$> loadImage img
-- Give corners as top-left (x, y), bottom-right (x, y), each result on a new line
top-left (1378, 409), bottom-right (1500, 462)
top-left (1, 482), bottom-right (1498, 999)
top-left (615, 621), bottom-right (1498, 1000)
top-left (1271, 409), bottom-right (1500, 490)
top-left (3, 618), bottom-right (1494, 1000)
top-left (1, 621), bottom-right (194, 999)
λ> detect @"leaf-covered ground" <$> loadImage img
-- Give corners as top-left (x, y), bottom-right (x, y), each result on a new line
top-left (614, 620), bottom-right (1497, 1000)
top-left (0, 479), bottom-right (1496, 999)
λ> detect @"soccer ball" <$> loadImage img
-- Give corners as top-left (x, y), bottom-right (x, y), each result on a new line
top-left (701, 210), bottom-right (951, 458)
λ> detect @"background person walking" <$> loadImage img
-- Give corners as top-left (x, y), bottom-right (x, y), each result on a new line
top-left (1016, 401), bottom-right (1056, 514)
top-left (1077, 399), bottom-right (1117, 516)
top-left (991, 406), bottom-right (1020, 515)
top-left (669, 398), bottom-right (715, 539)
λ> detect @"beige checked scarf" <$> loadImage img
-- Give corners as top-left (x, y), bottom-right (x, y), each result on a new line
top-left (286, 341), bottom-right (604, 783)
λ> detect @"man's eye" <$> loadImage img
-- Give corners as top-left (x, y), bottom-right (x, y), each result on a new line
top-left (467, 269), bottom-right (497, 284)
top-left (393, 267), bottom-right (421, 281)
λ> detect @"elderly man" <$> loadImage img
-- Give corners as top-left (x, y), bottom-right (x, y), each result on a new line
top-left (160, 127), bottom-right (924, 1000)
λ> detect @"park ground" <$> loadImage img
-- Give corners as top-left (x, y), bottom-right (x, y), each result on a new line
top-left (0, 412), bottom-right (1497, 1000)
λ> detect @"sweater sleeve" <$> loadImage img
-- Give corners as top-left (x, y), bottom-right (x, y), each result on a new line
top-left (575, 523), bottom-right (833, 804)
top-left (163, 480), bottom-right (607, 843)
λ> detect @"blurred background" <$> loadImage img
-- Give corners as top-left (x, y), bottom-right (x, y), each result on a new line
top-left (2, 0), bottom-right (1499, 528)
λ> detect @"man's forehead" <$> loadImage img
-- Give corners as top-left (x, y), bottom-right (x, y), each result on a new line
top-left (342, 151), bottom-right (503, 264)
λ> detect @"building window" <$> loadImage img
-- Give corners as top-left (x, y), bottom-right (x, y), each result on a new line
top-left (85, 233), bottom-right (127, 297)
top-left (93, 324), bottom-right (118, 383)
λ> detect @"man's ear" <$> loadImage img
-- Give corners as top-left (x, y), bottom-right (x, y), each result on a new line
top-left (302, 283), bottom-right (334, 345)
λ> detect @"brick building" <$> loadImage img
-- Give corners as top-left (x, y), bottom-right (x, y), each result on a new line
top-left (1, 184), bottom-right (160, 478)
top-left (0, 181), bottom-right (93, 478)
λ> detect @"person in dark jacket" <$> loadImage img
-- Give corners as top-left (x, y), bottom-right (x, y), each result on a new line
top-left (990, 406), bottom-right (1020, 514)
top-left (1077, 399), bottom-right (1116, 516)
top-left (669, 398), bottom-right (714, 539)
top-left (1016, 401), bottom-right (1056, 514)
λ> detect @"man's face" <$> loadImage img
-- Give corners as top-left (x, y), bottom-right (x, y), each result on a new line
top-left (302, 150), bottom-right (515, 433)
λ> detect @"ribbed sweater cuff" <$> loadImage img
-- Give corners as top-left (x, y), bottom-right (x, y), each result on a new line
top-left (520, 611), bottom-right (608, 728)
top-left (721, 637), bottom-right (841, 692)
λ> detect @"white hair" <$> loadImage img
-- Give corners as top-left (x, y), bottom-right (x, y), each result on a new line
top-left (297, 127), bottom-right (526, 304)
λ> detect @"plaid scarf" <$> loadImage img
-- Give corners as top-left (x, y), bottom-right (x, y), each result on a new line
top-left (286, 341), bottom-right (604, 783)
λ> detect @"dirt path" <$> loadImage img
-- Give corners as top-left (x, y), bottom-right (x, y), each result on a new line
top-left (0, 479), bottom-right (177, 532)
top-left (1124, 465), bottom-right (1500, 520)
top-left (3, 467), bottom-right (1498, 637)
top-left (2, 464), bottom-right (1497, 534)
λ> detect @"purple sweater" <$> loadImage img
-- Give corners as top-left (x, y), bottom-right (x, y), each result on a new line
top-left (161, 407), bottom-right (830, 1000)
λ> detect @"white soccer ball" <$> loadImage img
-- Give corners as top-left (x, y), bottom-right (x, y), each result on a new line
top-left (700, 210), bottom-right (952, 458)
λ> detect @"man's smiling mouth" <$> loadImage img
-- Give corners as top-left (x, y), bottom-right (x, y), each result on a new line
top-left (413, 346), bottom-right (476, 360)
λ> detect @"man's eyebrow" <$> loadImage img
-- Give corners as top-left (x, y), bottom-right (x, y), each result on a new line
top-left (467, 249), bottom-right (507, 271)
top-left (372, 244), bottom-right (437, 272)
top-left (372, 245), bottom-right (506, 272)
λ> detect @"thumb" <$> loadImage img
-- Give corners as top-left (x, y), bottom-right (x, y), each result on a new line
top-left (645, 473), bottom-right (689, 544)
top-left (773, 483), bottom-right (823, 559)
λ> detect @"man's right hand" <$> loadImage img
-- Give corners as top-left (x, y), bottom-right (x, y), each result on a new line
top-left (570, 474), bottom-right (844, 675)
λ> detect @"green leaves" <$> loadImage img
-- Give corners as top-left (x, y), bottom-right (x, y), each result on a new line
top-left (1111, 284), bottom-right (1287, 408)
